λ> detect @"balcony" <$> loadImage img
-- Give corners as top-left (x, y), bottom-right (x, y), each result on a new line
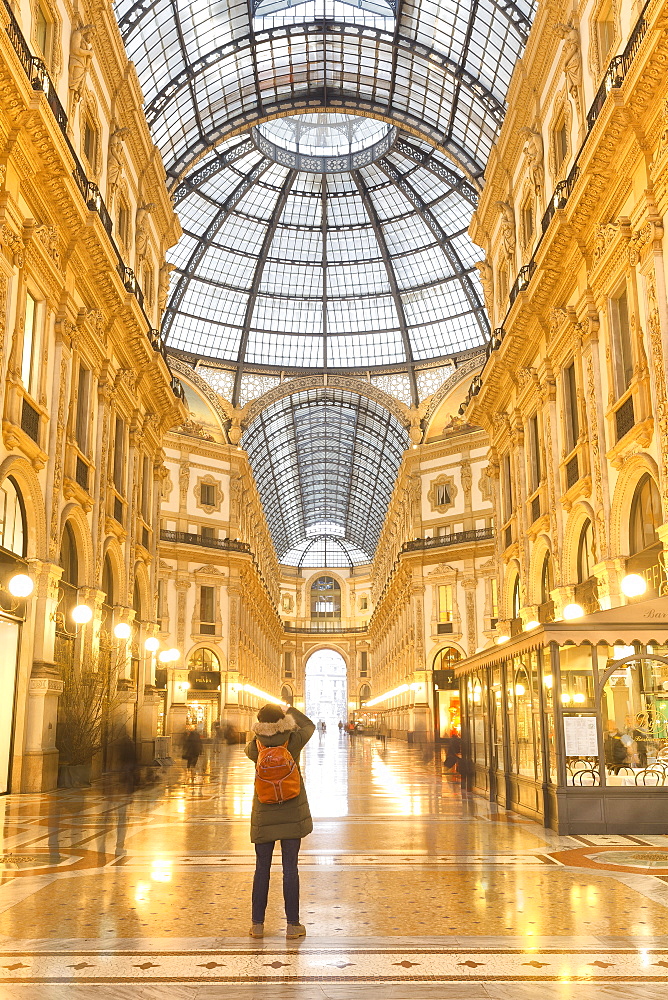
top-left (403, 526), bottom-right (494, 553)
top-left (160, 529), bottom-right (251, 553)
top-left (283, 619), bottom-right (368, 635)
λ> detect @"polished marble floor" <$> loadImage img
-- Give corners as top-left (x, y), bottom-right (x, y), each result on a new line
top-left (0, 733), bottom-right (667, 998)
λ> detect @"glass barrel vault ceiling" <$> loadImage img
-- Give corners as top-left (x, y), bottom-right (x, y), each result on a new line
top-left (241, 389), bottom-right (410, 567)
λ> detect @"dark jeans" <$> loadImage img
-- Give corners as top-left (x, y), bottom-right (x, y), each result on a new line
top-left (252, 838), bottom-right (301, 925)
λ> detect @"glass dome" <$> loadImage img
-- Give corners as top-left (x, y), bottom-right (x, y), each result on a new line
top-left (164, 126), bottom-right (488, 401)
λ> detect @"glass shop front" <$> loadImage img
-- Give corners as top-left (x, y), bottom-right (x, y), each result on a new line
top-left (458, 596), bottom-right (668, 834)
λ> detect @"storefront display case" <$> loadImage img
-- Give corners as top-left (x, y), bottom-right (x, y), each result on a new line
top-left (457, 596), bottom-right (668, 833)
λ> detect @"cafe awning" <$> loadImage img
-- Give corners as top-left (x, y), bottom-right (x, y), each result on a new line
top-left (455, 595), bottom-right (668, 676)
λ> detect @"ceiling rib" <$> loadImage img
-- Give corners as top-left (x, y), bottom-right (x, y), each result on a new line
top-left (352, 170), bottom-right (418, 407)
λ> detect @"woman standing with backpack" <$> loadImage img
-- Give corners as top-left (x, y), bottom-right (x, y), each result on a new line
top-left (245, 703), bottom-right (315, 939)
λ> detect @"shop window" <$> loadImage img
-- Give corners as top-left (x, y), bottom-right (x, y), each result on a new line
top-left (360, 684), bottom-right (371, 705)
top-left (199, 585), bottom-right (216, 635)
top-left (553, 118), bottom-right (568, 173)
top-left (188, 648), bottom-right (221, 690)
top-left (310, 576), bottom-right (341, 618)
top-left (629, 474), bottom-right (661, 555)
top-left (0, 477), bottom-right (25, 557)
top-left (21, 292), bottom-right (42, 399)
top-left (599, 653), bottom-right (668, 778)
top-left (563, 361), bottom-right (579, 453)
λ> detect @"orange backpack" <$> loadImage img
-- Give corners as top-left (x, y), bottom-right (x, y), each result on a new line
top-left (254, 738), bottom-right (301, 804)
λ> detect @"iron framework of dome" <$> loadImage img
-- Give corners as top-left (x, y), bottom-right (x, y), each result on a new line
top-left (113, 0), bottom-right (537, 399)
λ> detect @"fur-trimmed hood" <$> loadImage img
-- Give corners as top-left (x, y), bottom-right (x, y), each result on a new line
top-left (252, 714), bottom-right (298, 738)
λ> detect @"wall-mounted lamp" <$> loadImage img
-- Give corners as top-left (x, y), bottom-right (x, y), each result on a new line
top-left (562, 603), bottom-right (584, 620)
top-left (114, 622), bottom-right (132, 640)
top-left (145, 636), bottom-right (160, 652)
top-left (71, 604), bottom-right (93, 625)
top-left (158, 647), bottom-right (180, 663)
top-left (7, 573), bottom-right (34, 598)
top-left (621, 573), bottom-right (646, 598)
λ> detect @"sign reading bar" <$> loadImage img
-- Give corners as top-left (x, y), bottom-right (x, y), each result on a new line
top-left (563, 715), bottom-right (599, 757)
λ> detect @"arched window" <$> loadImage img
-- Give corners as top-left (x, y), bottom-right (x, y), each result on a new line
top-left (101, 554), bottom-right (114, 634)
top-left (0, 477), bottom-right (25, 557)
top-left (281, 685), bottom-right (294, 706)
top-left (188, 648), bottom-right (221, 690)
top-left (540, 551), bottom-right (554, 605)
top-left (577, 518), bottom-right (595, 583)
top-left (629, 474), bottom-right (661, 555)
top-left (58, 522), bottom-right (78, 626)
top-left (60, 522), bottom-right (78, 587)
top-left (360, 683), bottom-right (371, 703)
top-left (310, 576), bottom-right (341, 618)
top-left (433, 647), bottom-right (461, 671)
top-left (511, 575), bottom-right (521, 619)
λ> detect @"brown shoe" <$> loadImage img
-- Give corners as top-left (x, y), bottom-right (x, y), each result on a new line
top-left (249, 923), bottom-right (264, 938)
top-left (286, 923), bottom-right (306, 939)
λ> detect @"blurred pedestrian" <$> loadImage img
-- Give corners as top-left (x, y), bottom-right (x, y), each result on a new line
top-left (182, 726), bottom-right (203, 783)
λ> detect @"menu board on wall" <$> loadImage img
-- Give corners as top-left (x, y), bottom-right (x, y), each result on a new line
top-left (563, 715), bottom-right (599, 757)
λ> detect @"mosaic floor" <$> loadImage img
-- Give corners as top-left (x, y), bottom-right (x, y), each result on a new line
top-left (0, 734), bottom-right (667, 998)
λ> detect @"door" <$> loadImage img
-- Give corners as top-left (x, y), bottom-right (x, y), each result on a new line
top-left (0, 617), bottom-right (20, 793)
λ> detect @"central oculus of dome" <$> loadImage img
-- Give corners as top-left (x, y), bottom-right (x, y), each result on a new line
top-left (252, 113), bottom-right (396, 172)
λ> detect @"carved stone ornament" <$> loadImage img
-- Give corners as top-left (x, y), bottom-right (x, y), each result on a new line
top-left (281, 592), bottom-right (294, 612)
top-left (1, 225), bottom-right (24, 267)
top-left (496, 201), bottom-right (516, 259)
top-left (593, 221), bottom-right (619, 263)
top-left (34, 224), bottom-right (60, 266)
top-left (555, 21), bottom-right (582, 98)
top-left (475, 260), bottom-right (494, 319)
top-left (107, 126), bottom-right (130, 199)
top-left (427, 474), bottom-right (457, 512)
top-left (519, 126), bottom-right (544, 195)
top-left (194, 474), bottom-right (223, 513)
top-left (478, 467), bottom-right (493, 503)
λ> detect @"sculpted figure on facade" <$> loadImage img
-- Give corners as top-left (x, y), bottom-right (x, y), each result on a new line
top-left (68, 24), bottom-right (94, 105)
top-left (475, 259), bottom-right (494, 320)
top-left (158, 261), bottom-right (175, 314)
top-left (555, 22), bottom-right (582, 98)
top-left (107, 127), bottom-right (130, 199)
top-left (519, 126), bottom-right (544, 196)
top-left (135, 203), bottom-right (155, 261)
top-left (496, 201), bottom-right (516, 261)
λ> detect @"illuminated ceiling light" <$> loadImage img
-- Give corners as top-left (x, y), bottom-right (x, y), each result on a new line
top-left (495, 635), bottom-right (510, 645)
top-left (562, 603), bottom-right (584, 620)
top-left (7, 573), bottom-right (34, 598)
top-left (114, 622), bottom-right (132, 640)
top-left (621, 573), bottom-right (646, 598)
top-left (158, 650), bottom-right (171, 663)
top-left (514, 683), bottom-right (526, 696)
top-left (364, 684), bottom-right (410, 707)
top-left (145, 637), bottom-right (160, 652)
top-left (543, 674), bottom-right (553, 689)
top-left (167, 648), bottom-right (180, 661)
top-left (71, 604), bottom-right (93, 624)
top-left (523, 620), bottom-right (539, 631)
top-left (561, 693), bottom-right (572, 704)
top-left (573, 693), bottom-right (586, 704)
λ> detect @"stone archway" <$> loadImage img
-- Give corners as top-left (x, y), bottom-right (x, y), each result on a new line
top-left (304, 648), bottom-right (348, 727)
